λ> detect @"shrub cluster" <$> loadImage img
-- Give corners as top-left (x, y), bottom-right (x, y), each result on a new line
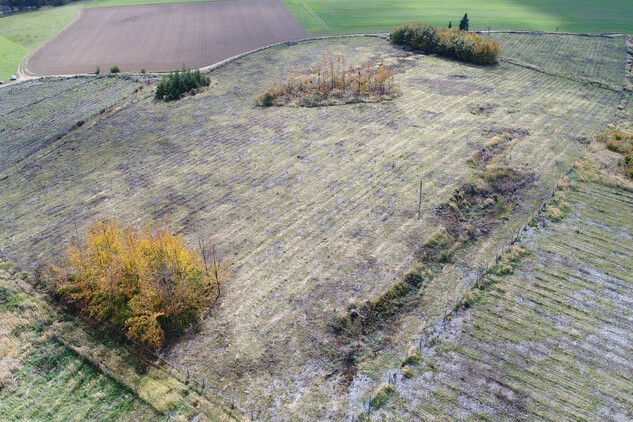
top-left (53, 221), bottom-right (230, 348)
top-left (421, 165), bottom-right (534, 264)
top-left (255, 52), bottom-right (398, 107)
top-left (599, 128), bottom-right (633, 179)
top-left (390, 24), bottom-right (501, 65)
top-left (155, 68), bottom-right (210, 102)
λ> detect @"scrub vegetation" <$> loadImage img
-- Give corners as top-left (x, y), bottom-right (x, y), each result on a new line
top-left (255, 52), bottom-right (398, 106)
top-left (390, 23), bottom-right (501, 64)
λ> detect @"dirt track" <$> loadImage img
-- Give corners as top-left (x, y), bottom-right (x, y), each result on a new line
top-left (28, 0), bottom-right (308, 75)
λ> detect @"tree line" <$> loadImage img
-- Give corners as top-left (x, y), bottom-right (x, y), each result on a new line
top-left (390, 22), bottom-right (501, 65)
top-left (1, 0), bottom-right (76, 13)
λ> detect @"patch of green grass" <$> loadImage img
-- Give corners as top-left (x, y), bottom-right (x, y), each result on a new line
top-left (0, 339), bottom-right (164, 421)
top-left (281, 0), bottom-right (633, 35)
top-left (0, 36), bottom-right (26, 82)
top-left (0, 1), bottom-right (86, 80)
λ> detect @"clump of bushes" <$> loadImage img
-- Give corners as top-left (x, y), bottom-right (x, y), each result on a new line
top-left (332, 266), bottom-right (430, 336)
top-left (458, 245), bottom-right (530, 309)
top-left (401, 365), bottom-right (415, 378)
top-left (53, 220), bottom-right (230, 348)
top-left (155, 67), bottom-right (211, 102)
top-left (110, 65), bottom-right (120, 74)
top-left (255, 52), bottom-right (399, 107)
top-left (599, 128), bottom-right (633, 179)
top-left (487, 245), bottom-right (530, 276)
top-left (420, 165), bottom-right (535, 265)
top-left (390, 23), bottom-right (501, 65)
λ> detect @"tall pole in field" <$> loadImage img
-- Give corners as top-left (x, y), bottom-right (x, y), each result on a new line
top-left (417, 180), bottom-right (423, 220)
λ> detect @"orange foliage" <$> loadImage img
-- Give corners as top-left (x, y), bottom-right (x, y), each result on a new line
top-left (255, 52), bottom-right (398, 106)
top-left (54, 220), bottom-right (230, 348)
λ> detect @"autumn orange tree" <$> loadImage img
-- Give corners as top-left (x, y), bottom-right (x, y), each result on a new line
top-left (53, 220), bottom-right (230, 348)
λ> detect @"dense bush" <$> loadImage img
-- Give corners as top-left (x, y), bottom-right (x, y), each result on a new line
top-left (390, 24), bottom-right (501, 65)
top-left (154, 68), bottom-right (210, 101)
top-left (53, 221), bottom-right (230, 348)
top-left (255, 52), bottom-right (398, 107)
top-left (110, 65), bottom-right (120, 74)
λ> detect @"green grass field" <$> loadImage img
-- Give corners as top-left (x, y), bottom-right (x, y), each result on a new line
top-left (0, 0), bottom-right (86, 81)
top-left (0, 340), bottom-right (165, 421)
top-left (0, 36), bottom-right (26, 82)
top-left (281, 0), bottom-right (633, 34)
top-left (0, 256), bottom-right (242, 421)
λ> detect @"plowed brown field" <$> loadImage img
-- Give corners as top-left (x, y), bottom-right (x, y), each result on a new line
top-left (28, 0), bottom-right (308, 75)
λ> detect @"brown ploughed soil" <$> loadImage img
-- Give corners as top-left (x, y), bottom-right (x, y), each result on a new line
top-left (28, 0), bottom-right (308, 75)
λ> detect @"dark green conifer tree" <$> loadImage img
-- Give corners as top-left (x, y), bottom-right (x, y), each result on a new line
top-left (459, 13), bottom-right (469, 31)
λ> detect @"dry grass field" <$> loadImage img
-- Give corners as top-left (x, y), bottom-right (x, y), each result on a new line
top-left (1, 32), bottom-right (627, 419)
top-left (28, 0), bottom-right (308, 75)
top-left (488, 32), bottom-right (627, 88)
top-left (0, 76), bottom-right (141, 174)
top-left (367, 102), bottom-right (633, 420)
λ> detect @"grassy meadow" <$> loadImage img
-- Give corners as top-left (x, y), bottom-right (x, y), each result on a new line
top-left (281, 0), bottom-right (633, 34)
top-left (0, 262), bottom-right (165, 421)
top-left (0, 256), bottom-right (243, 421)
top-left (0, 32), bottom-right (626, 418)
top-left (0, 0), bottom-right (87, 81)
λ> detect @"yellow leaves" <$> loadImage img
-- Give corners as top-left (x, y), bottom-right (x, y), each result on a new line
top-left (55, 220), bottom-right (230, 347)
top-left (126, 312), bottom-right (165, 349)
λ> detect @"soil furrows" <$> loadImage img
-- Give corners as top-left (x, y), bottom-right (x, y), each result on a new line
top-left (28, 0), bottom-right (308, 75)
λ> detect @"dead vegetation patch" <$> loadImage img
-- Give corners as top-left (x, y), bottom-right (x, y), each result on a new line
top-left (420, 165), bottom-right (535, 265)
top-left (598, 127), bottom-right (633, 179)
top-left (467, 127), bottom-right (529, 166)
top-left (255, 52), bottom-right (400, 107)
top-left (333, 165), bottom-right (535, 381)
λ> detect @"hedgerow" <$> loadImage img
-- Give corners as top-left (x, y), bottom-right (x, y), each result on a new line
top-left (390, 24), bottom-right (501, 65)
top-left (53, 220), bottom-right (230, 348)
top-left (154, 67), bottom-right (210, 102)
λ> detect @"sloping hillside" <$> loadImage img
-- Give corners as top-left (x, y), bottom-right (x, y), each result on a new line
top-left (0, 33), bottom-right (629, 419)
